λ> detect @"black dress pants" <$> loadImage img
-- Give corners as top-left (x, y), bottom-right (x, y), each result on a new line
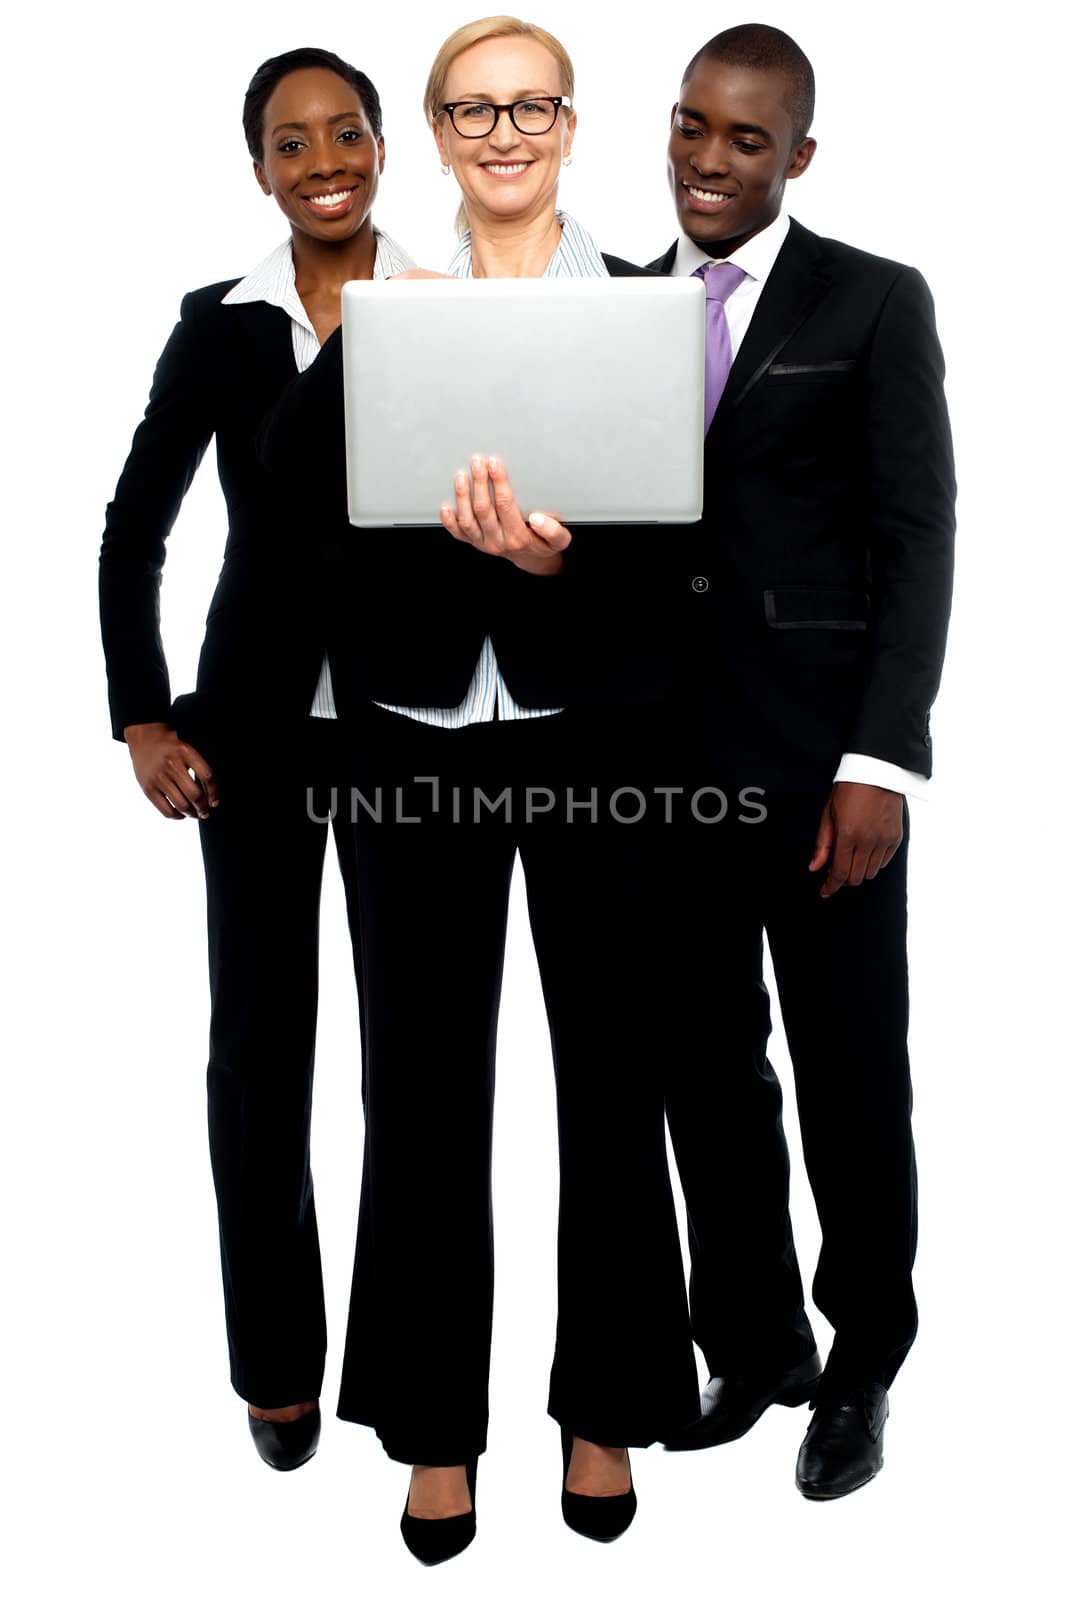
top-left (331, 703), bottom-right (700, 1463)
top-left (177, 699), bottom-right (361, 1410)
top-left (662, 768), bottom-right (917, 1398)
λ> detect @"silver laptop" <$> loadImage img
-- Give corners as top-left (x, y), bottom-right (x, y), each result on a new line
top-left (340, 276), bottom-right (705, 527)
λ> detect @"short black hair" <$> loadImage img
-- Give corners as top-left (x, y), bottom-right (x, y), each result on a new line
top-left (683, 23), bottom-right (815, 144)
top-left (243, 47), bottom-right (383, 161)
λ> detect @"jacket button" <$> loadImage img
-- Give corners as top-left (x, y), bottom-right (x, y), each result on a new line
top-left (691, 576), bottom-right (709, 593)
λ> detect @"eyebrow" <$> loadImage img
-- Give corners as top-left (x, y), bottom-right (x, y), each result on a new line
top-left (271, 110), bottom-right (365, 134)
top-left (675, 106), bottom-right (774, 141)
top-left (449, 88), bottom-right (557, 100)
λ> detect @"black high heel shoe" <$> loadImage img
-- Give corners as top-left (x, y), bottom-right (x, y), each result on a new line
top-left (400, 1458), bottom-right (479, 1566)
top-left (560, 1427), bottom-right (637, 1542)
top-left (247, 1404), bottom-right (320, 1471)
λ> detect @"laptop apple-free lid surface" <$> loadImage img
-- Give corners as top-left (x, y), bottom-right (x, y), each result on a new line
top-left (341, 275), bottom-right (705, 527)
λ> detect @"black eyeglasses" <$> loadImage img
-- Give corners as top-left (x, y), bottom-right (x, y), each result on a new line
top-left (438, 96), bottom-right (572, 138)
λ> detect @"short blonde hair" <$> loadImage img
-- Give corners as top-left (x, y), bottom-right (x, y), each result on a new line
top-left (424, 16), bottom-right (576, 234)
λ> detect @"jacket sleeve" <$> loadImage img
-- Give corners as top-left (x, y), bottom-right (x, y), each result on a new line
top-left (848, 265), bottom-right (956, 774)
top-left (98, 292), bottom-right (215, 740)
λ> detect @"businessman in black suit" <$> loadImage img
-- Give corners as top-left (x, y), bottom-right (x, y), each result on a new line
top-left (646, 25), bottom-right (955, 1498)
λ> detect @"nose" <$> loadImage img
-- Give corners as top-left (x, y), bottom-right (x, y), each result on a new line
top-left (307, 135), bottom-right (345, 178)
top-left (692, 137), bottom-right (731, 178)
top-left (487, 112), bottom-right (521, 151)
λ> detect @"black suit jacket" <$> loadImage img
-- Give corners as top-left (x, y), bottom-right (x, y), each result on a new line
top-left (645, 217), bottom-right (955, 790)
top-left (99, 282), bottom-right (338, 742)
top-left (256, 253), bottom-right (679, 718)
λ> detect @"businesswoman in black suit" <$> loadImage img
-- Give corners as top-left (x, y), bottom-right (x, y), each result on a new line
top-left (261, 16), bottom-right (698, 1563)
top-left (98, 48), bottom-right (415, 1471)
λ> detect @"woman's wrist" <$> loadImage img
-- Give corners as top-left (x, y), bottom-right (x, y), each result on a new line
top-left (510, 549), bottom-right (563, 577)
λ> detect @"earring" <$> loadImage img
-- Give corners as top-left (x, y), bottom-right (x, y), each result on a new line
top-left (441, 163), bottom-right (451, 175)
top-left (562, 155), bottom-right (573, 167)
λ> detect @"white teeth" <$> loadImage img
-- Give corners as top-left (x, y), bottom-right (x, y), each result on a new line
top-left (687, 185), bottom-right (731, 203)
top-left (485, 163), bottom-right (529, 175)
top-left (307, 188), bottom-right (353, 207)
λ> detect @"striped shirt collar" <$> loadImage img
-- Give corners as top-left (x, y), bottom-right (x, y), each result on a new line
top-left (448, 210), bottom-right (608, 279)
top-left (220, 227), bottom-right (417, 339)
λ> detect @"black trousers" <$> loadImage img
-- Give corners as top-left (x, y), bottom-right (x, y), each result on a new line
top-left (330, 703), bottom-right (700, 1463)
top-left (661, 765), bottom-right (917, 1398)
top-left (177, 700), bottom-right (361, 1410)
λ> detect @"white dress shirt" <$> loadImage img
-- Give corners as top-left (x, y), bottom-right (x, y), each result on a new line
top-left (670, 212), bottom-right (928, 799)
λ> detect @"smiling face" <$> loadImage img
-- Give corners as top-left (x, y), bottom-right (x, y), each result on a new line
top-left (667, 58), bottom-right (815, 256)
top-left (253, 66), bottom-right (384, 242)
top-left (432, 36), bottom-right (575, 228)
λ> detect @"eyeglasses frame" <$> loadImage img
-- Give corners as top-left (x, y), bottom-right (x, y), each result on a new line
top-left (437, 95), bottom-right (573, 138)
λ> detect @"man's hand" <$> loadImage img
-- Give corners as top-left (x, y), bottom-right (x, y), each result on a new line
top-left (440, 455), bottom-right (571, 575)
top-left (124, 722), bottom-right (218, 820)
top-left (808, 781), bottom-right (904, 899)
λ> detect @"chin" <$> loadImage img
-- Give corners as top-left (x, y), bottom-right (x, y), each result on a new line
top-left (479, 191), bottom-right (533, 215)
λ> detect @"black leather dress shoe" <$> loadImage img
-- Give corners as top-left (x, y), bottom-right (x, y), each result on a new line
top-left (795, 1383), bottom-right (888, 1500)
top-left (662, 1352), bottom-right (822, 1450)
top-left (560, 1428), bottom-right (637, 1542)
top-left (400, 1459), bottom-right (478, 1566)
top-left (247, 1404), bottom-right (321, 1471)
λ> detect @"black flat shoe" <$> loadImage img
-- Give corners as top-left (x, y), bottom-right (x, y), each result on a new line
top-left (795, 1383), bottom-right (888, 1500)
top-left (400, 1458), bottom-right (479, 1566)
top-left (663, 1352), bottom-right (823, 1450)
top-left (247, 1404), bottom-right (320, 1471)
top-left (560, 1427), bottom-right (637, 1542)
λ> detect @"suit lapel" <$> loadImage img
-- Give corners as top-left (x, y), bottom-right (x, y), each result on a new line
top-left (647, 224), bottom-right (836, 436)
top-left (713, 219), bottom-right (833, 424)
top-left (645, 241), bottom-right (679, 276)
top-left (225, 300), bottom-right (298, 391)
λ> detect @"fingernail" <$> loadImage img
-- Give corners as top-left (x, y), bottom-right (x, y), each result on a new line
top-left (471, 454), bottom-right (482, 469)
top-left (529, 513), bottom-right (544, 528)
top-left (455, 471), bottom-right (466, 488)
top-left (487, 455), bottom-right (498, 470)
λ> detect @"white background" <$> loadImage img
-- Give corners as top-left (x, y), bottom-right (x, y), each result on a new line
top-left (3, 0), bottom-right (1062, 1595)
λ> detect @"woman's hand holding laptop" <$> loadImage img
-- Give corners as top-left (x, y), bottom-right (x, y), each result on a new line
top-left (441, 453), bottom-right (571, 575)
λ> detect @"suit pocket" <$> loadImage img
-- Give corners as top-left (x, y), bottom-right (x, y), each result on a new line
top-left (766, 360), bottom-right (856, 379)
top-left (764, 586), bottom-right (869, 630)
top-left (759, 362), bottom-right (859, 445)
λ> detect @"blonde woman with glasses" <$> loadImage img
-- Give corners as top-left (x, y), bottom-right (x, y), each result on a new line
top-left (261, 15), bottom-right (696, 1566)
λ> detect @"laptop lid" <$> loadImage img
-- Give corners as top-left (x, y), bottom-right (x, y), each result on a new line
top-left (341, 276), bottom-right (705, 527)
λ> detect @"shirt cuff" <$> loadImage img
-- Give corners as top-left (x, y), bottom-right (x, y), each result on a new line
top-left (834, 752), bottom-right (930, 801)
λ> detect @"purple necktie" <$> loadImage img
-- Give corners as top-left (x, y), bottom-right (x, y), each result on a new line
top-left (694, 260), bottom-right (747, 432)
